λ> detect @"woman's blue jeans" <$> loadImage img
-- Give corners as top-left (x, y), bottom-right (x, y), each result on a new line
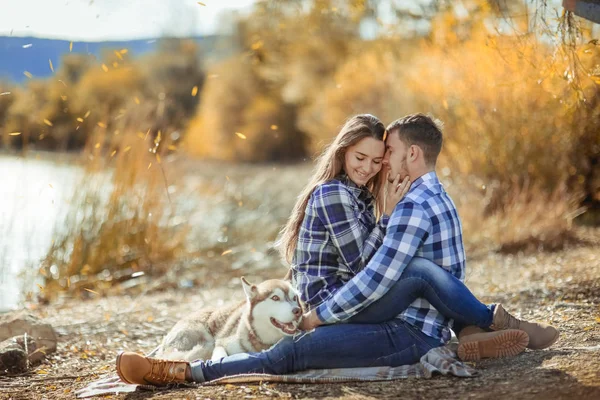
top-left (189, 257), bottom-right (493, 382)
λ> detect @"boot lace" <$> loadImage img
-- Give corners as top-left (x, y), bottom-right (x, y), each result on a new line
top-left (148, 360), bottom-right (184, 383)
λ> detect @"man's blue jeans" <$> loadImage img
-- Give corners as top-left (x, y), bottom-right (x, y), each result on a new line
top-left (190, 257), bottom-right (493, 382)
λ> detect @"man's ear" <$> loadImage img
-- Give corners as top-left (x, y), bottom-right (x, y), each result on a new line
top-left (241, 276), bottom-right (258, 301)
top-left (409, 145), bottom-right (420, 163)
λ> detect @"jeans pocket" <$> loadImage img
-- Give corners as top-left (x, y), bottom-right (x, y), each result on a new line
top-left (369, 344), bottom-right (421, 367)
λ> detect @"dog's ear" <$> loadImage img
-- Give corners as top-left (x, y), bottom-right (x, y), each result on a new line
top-left (241, 276), bottom-right (258, 300)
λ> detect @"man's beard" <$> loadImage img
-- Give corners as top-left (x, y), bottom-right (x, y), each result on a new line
top-left (388, 157), bottom-right (408, 183)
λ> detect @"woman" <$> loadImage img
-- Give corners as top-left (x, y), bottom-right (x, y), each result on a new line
top-left (278, 114), bottom-right (409, 309)
top-left (116, 114), bottom-right (558, 385)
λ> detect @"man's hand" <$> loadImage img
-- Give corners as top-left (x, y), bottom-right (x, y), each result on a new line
top-left (299, 309), bottom-right (323, 331)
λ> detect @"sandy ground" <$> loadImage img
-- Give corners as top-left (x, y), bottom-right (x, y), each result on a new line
top-left (1, 226), bottom-right (599, 400)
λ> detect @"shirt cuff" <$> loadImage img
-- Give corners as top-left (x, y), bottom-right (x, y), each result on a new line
top-left (315, 302), bottom-right (341, 324)
top-left (379, 214), bottom-right (390, 228)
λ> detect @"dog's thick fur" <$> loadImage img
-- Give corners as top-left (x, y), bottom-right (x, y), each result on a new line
top-left (157, 277), bottom-right (302, 362)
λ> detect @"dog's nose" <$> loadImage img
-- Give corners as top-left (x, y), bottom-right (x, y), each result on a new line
top-left (292, 307), bottom-right (301, 317)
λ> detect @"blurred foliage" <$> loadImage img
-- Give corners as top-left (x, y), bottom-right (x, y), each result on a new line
top-left (1, 39), bottom-right (204, 153)
top-left (2, 0), bottom-right (599, 301)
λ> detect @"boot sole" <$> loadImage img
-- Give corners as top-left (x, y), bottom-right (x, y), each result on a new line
top-left (457, 330), bottom-right (529, 361)
top-left (115, 351), bottom-right (133, 384)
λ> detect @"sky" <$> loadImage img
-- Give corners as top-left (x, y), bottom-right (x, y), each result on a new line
top-left (0, 0), bottom-right (256, 41)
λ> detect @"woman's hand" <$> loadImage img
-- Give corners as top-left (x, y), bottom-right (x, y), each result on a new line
top-left (384, 174), bottom-right (411, 216)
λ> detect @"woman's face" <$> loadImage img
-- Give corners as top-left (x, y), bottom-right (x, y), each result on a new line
top-left (343, 136), bottom-right (385, 187)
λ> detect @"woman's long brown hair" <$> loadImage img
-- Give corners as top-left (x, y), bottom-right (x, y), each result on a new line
top-left (277, 114), bottom-right (386, 265)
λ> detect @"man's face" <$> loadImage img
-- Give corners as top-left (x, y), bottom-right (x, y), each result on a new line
top-left (383, 131), bottom-right (409, 182)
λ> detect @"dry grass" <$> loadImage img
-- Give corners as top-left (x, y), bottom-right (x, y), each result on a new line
top-left (1, 226), bottom-right (598, 400)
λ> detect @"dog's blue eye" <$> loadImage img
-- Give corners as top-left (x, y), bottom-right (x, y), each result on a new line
top-left (271, 295), bottom-right (280, 301)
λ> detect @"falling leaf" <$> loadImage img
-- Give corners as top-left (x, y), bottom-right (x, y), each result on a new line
top-left (77, 117), bottom-right (84, 122)
top-left (69, 41), bottom-right (73, 52)
top-left (36, 284), bottom-right (44, 291)
top-left (24, 71), bottom-right (33, 79)
top-left (238, 201), bottom-right (243, 207)
top-left (197, 1), bottom-right (206, 5)
top-left (114, 50), bottom-right (123, 60)
top-left (110, 150), bottom-right (117, 157)
top-left (226, 176), bottom-right (230, 181)
top-left (124, 146), bottom-right (131, 152)
top-left (9, 132), bottom-right (21, 136)
top-left (235, 132), bottom-right (247, 139)
top-left (221, 250), bottom-right (232, 255)
top-left (148, 162), bottom-right (152, 169)
top-left (49, 59), bottom-right (54, 72)
top-left (67, 277), bottom-right (71, 288)
top-left (191, 85), bottom-right (199, 96)
top-left (156, 154), bottom-right (161, 163)
top-left (270, 125), bottom-right (278, 130)
top-left (94, 143), bottom-right (100, 149)
top-left (84, 288), bottom-right (99, 295)
top-left (97, 122), bottom-right (107, 128)
top-left (120, 48), bottom-right (128, 54)
top-left (0, 92), bottom-right (11, 96)
top-left (84, 110), bottom-right (91, 118)
top-left (168, 145), bottom-right (177, 151)
top-left (48, 183), bottom-right (53, 188)
top-left (134, 96), bottom-right (140, 104)
top-left (101, 64), bottom-right (109, 72)
top-left (112, 61), bottom-right (119, 68)
top-left (43, 119), bottom-right (53, 126)
top-left (251, 40), bottom-right (263, 50)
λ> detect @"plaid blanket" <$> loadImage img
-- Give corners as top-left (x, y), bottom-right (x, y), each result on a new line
top-left (76, 343), bottom-right (476, 398)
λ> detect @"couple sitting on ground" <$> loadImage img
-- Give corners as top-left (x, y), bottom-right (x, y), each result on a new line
top-left (115, 113), bottom-right (559, 385)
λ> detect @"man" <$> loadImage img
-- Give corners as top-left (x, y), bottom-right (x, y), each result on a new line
top-left (116, 114), bottom-right (558, 385)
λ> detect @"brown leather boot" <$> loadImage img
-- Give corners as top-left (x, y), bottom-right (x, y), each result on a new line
top-left (490, 304), bottom-right (559, 350)
top-left (457, 325), bottom-right (529, 361)
top-left (116, 352), bottom-right (190, 386)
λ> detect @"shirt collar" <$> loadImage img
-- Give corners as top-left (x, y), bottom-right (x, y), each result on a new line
top-left (339, 174), bottom-right (373, 203)
top-left (410, 171), bottom-right (439, 190)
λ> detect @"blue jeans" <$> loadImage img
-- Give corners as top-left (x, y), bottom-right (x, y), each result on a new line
top-left (190, 257), bottom-right (492, 382)
top-left (190, 320), bottom-right (441, 382)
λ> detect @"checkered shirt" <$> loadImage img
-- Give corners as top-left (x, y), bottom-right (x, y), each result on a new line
top-left (315, 172), bottom-right (466, 343)
top-left (292, 175), bottom-right (389, 309)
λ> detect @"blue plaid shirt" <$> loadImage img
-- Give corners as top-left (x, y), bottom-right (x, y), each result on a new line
top-left (292, 175), bottom-right (389, 309)
top-left (315, 172), bottom-right (466, 343)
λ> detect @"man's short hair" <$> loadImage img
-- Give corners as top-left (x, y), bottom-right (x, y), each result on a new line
top-left (386, 113), bottom-right (443, 166)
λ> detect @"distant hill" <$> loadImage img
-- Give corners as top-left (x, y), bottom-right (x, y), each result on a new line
top-left (0, 35), bottom-right (228, 84)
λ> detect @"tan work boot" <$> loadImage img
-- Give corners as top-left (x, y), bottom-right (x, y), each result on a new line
top-left (116, 352), bottom-right (190, 386)
top-left (490, 304), bottom-right (559, 350)
top-left (457, 325), bottom-right (529, 361)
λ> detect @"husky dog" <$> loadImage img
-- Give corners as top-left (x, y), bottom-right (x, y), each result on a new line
top-left (157, 277), bottom-right (302, 362)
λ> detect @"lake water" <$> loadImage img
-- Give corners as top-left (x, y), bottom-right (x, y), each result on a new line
top-left (0, 154), bottom-right (82, 312)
